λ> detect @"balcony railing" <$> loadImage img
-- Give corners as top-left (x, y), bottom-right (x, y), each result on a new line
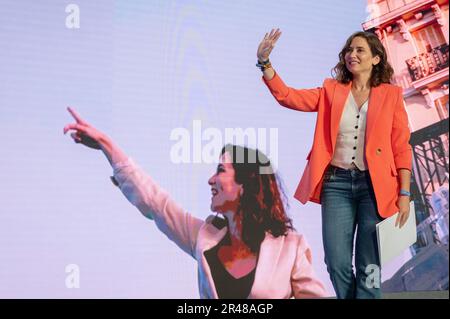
top-left (406, 44), bottom-right (449, 82)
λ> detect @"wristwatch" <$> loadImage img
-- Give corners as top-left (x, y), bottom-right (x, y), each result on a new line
top-left (256, 59), bottom-right (272, 72)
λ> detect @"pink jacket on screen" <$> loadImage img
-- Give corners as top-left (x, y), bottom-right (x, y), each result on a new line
top-left (112, 158), bottom-right (327, 299)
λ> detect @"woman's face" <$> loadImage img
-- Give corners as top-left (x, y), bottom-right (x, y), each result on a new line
top-left (208, 152), bottom-right (243, 214)
top-left (344, 36), bottom-right (380, 76)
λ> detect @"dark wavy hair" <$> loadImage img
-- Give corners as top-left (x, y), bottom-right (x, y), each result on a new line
top-left (221, 144), bottom-right (293, 253)
top-left (332, 31), bottom-right (394, 87)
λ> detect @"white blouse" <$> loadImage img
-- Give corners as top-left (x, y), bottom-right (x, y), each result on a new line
top-left (330, 92), bottom-right (369, 171)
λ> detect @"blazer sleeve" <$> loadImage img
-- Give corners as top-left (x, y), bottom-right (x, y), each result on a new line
top-left (391, 86), bottom-right (412, 171)
top-left (262, 72), bottom-right (325, 112)
top-left (291, 235), bottom-right (328, 298)
top-left (112, 158), bottom-right (204, 258)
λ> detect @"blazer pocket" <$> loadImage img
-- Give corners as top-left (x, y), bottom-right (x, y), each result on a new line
top-left (391, 163), bottom-right (398, 177)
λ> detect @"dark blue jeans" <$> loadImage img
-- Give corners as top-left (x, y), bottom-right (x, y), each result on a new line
top-left (321, 165), bottom-right (383, 299)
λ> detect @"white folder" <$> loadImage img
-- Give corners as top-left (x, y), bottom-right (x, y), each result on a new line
top-left (376, 201), bottom-right (417, 266)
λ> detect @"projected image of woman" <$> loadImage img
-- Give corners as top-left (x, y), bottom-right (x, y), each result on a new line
top-left (63, 107), bottom-right (326, 299)
top-left (256, 29), bottom-right (412, 299)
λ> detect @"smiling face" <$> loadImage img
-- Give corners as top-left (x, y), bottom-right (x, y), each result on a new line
top-left (208, 152), bottom-right (243, 214)
top-left (344, 36), bottom-right (380, 77)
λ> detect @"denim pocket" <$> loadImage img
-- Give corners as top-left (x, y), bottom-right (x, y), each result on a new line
top-left (322, 168), bottom-right (334, 183)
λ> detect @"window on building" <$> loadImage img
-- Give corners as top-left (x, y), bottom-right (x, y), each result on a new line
top-left (412, 23), bottom-right (446, 53)
top-left (372, 0), bottom-right (407, 14)
top-left (370, 0), bottom-right (389, 16)
top-left (387, 0), bottom-right (407, 11)
top-left (407, 23), bottom-right (448, 81)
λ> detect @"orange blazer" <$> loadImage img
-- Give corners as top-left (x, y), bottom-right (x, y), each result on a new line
top-left (263, 73), bottom-right (412, 218)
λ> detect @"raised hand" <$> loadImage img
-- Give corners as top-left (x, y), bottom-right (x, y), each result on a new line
top-left (63, 107), bottom-right (104, 150)
top-left (257, 28), bottom-right (282, 62)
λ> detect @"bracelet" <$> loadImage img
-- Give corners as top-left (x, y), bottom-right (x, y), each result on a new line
top-left (110, 176), bottom-right (119, 187)
top-left (256, 59), bottom-right (272, 72)
top-left (399, 189), bottom-right (411, 197)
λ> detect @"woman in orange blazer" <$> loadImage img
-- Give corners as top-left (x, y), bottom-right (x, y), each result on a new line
top-left (256, 30), bottom-right (412, 299)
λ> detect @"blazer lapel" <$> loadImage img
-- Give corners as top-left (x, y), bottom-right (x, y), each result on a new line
top-left (365, 84), bottom-right (387, 144)
top-left (331, 81), bottom-right (352, 152)
top-left (248, 233), bottom-right (284, 298)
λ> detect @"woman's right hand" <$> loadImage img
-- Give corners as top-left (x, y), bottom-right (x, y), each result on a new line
top-left (63, 107), bottom-right (104, 150)
top-left (257, 28), bottom-right (282, 62)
